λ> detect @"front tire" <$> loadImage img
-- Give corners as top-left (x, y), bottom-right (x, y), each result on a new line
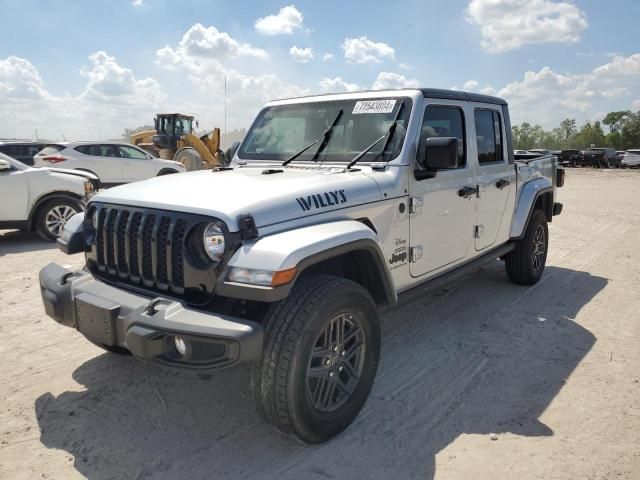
top-left (252, 275), bottom-right (381, 443)
top-left (505, 209), bottom-right (549, 285)
top-left (174, 147), bottom-right (204, 171)
top-left (34, 197), bottom-right (82, 241)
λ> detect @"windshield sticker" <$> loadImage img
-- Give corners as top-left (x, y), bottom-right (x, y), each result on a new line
top-left (352, 100), bottom-right (397, 115)
top-left (296, 190), bottom-right (347, 212)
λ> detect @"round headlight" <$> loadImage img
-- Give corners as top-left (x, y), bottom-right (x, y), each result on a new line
top-left (203, 223), bottom-right (225, 262)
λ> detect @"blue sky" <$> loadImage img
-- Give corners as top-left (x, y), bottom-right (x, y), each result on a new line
top-left (1, 0), bottom-right (639, 140)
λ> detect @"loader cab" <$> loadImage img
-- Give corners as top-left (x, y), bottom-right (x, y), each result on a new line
top-left (153, 114), bottom-right (194, 149)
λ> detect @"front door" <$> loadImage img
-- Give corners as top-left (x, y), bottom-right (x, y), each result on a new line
top-left (117, 145), bottom-right (152, 182)
top-left (409, 104), bottom-right (477, 277)
top-left (0, 166), bottom-right (29, 221)
top-left (473, 108), bottom-right (512, 250)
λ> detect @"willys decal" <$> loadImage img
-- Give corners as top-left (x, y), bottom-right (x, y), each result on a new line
top-left (296, 190), bottom-right (347, 212)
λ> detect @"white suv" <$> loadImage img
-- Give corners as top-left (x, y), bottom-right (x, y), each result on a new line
top-left (34, 142), bottom-right (185, 187)
top-left (621, 150), bottom-right (640, 168)
top-left (0, 152), bottom-right (97, 240)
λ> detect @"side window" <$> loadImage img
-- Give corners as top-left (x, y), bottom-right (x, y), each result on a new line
top-left (98, 144), bottom-right (118, 158)
top-left (75, 145), bottom-right (89, 155)
top-left (419, 105), bottom-right (466, 168)
top-left (474, 109), bottom-right (504, 164)
top-left (118, 145), bottom-right (148, 159)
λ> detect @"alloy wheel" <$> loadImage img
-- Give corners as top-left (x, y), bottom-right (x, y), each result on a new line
top-left (45, 205), bottom-right (77, 237)
top-left (531, 225), bottom-right (546, 272)
top-left (305, 312), bottom-right (366, 412)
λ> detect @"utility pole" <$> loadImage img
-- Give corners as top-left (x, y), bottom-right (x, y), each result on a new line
top-left (224, 74), bottom-right (228, 149)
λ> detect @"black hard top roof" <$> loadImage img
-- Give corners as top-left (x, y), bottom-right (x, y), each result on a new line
top-left (417, 88), bottom-right (507, 106)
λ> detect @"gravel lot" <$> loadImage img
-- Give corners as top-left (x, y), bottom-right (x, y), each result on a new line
top-left (1, 168), bottom-right (639, 480)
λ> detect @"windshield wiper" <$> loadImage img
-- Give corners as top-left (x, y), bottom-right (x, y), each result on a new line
top-left (282, 109), bottom-right (344, 166)
top-left (345, 103), bottom-right (405, 170)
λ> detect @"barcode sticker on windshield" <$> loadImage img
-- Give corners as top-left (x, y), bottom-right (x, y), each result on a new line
top-left (352, 100), bottom-right (396, 115)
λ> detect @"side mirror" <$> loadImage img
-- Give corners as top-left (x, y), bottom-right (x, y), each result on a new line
top-left (0, 159), bottom-right (11, 171)
top-left (421, 137), bottom-right (459, 170)
top-left (225, 141), bottom-right (241, 164)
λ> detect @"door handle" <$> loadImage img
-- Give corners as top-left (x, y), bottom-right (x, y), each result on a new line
top-left (496, 178), bottom-right (510, 189)
top-left (458, 185), bottom-right (477, 198)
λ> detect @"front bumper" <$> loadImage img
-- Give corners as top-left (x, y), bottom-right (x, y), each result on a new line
top-left (39, 263), bottom-right (263, 373)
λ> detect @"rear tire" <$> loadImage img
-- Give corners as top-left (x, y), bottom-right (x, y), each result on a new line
top-left (34, 197), bottom-right (82, 241)
top-left (505, 209), bottom-right (548, 285)
top-left (252, 275), bottom-right (381, 443)
top-left (174, 147), bottom-right (203, 171)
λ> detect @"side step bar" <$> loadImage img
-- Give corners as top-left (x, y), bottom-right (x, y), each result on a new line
top-left (391, 242), bottom-right (515, 309)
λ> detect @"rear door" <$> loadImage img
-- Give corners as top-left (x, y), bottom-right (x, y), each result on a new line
top-left (473, 108), bottom-right (512, 251)
top-left (117, 145), bottom-right (154, 182)
top-left (409, 102), bottom-right (477, 277)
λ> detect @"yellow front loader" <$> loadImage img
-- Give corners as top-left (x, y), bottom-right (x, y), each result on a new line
top-left (130, 113), bottom-right (224, 171)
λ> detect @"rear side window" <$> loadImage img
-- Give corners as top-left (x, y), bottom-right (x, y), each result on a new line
top-left (76, 144), bottom-right (119, 157)
top-left (474, 109), bottom-right (504, 164)
top-left (419, 105), bottom-right (466, 168)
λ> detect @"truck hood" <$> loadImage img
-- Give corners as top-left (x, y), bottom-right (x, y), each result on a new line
top-left (91, 166), bottom-right (382, 230)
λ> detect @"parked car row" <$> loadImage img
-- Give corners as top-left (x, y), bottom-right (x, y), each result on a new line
top-left (0, 140), bottom-right (188, 240)
top-left (1, 140), bottom-right (186, 186)
top-left (516, 147), bottom-right (640, 168)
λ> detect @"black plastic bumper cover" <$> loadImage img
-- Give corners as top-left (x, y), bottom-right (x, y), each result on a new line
top-left (39, 263), bottom-right (263, 372)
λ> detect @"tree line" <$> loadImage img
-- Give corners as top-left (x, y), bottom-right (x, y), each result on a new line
top-left (512, 110), bottom-right (640, 151)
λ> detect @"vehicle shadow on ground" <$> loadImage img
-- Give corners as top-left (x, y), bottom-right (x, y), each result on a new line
top-left (35, 264), bottom-right (604, 480)
top-left (0, 230), bottom-right (55, 255)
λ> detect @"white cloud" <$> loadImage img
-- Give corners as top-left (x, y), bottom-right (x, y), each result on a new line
top-left (397, 62), bottom-right (413, 70)
top-left (342, 37), bottom-right (395, 64)
top-left (0, 52), bottom-right (165, 140)
top-left (466, 0), bottom-right (588, 53)
top-left (153, 25), bottom-right (308, 129)
top-left (319, 77), bottom-right (361, 93)
top-left (460, 79), bottom-right (497, 95)
top-left (81, 51), bottom-right (164, 105)
top-left (156, 23), bottom-right (268, 70)
top-left (496, 53), bottom-right (640, 126)
top-left (632, 99), bottom-right (640, 111)
top-left (131, 0), bottom-right (144, 6)
top-left (372, 72), bottom-right (420, 90)
top-left (322, 53), bottom-right (334, 62)
top-left (289, 46), bottom-right (314, 63)
top-left (255, 5), bottom-right (303, 35)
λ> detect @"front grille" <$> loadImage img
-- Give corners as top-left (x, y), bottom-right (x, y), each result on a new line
top-left (87, 203), bottom-right (219, 301)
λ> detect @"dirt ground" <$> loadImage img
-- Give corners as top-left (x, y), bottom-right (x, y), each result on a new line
top-left (0, 168), bottom-right (639, 480)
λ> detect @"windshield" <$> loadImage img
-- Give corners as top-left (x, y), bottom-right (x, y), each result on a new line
top-left (238, 98), bottom-right (412, 163)
top-left (0, 152), bottom-right (28, 171)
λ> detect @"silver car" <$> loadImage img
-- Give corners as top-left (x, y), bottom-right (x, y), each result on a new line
top-left (33, 142), bottom-right (185, 187)
top-left (621, 149), bottom-right (640, 168)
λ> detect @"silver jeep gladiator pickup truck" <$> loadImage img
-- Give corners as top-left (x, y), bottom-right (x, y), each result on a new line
top-left (39, 88), bottom-right (564, 443)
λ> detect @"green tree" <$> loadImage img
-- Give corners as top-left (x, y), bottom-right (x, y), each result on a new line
top-left (559, 118), bottom-right (577, 145)
top-left (602, 111), bottom-right (632, 133)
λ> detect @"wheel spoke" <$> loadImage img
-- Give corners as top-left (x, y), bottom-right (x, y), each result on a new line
top-left (344, 340), bottom-right (364, 362)
top-left (307, 366), bottom-right (328, 378)
top-left (336, 315), bottom-right (345, 348)
top-left (312, 376), bottom-right (328, 408)
top-left (341, 358), bottom-right (359, 381)
top-left (322, 376), bottom-right (338, 410)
